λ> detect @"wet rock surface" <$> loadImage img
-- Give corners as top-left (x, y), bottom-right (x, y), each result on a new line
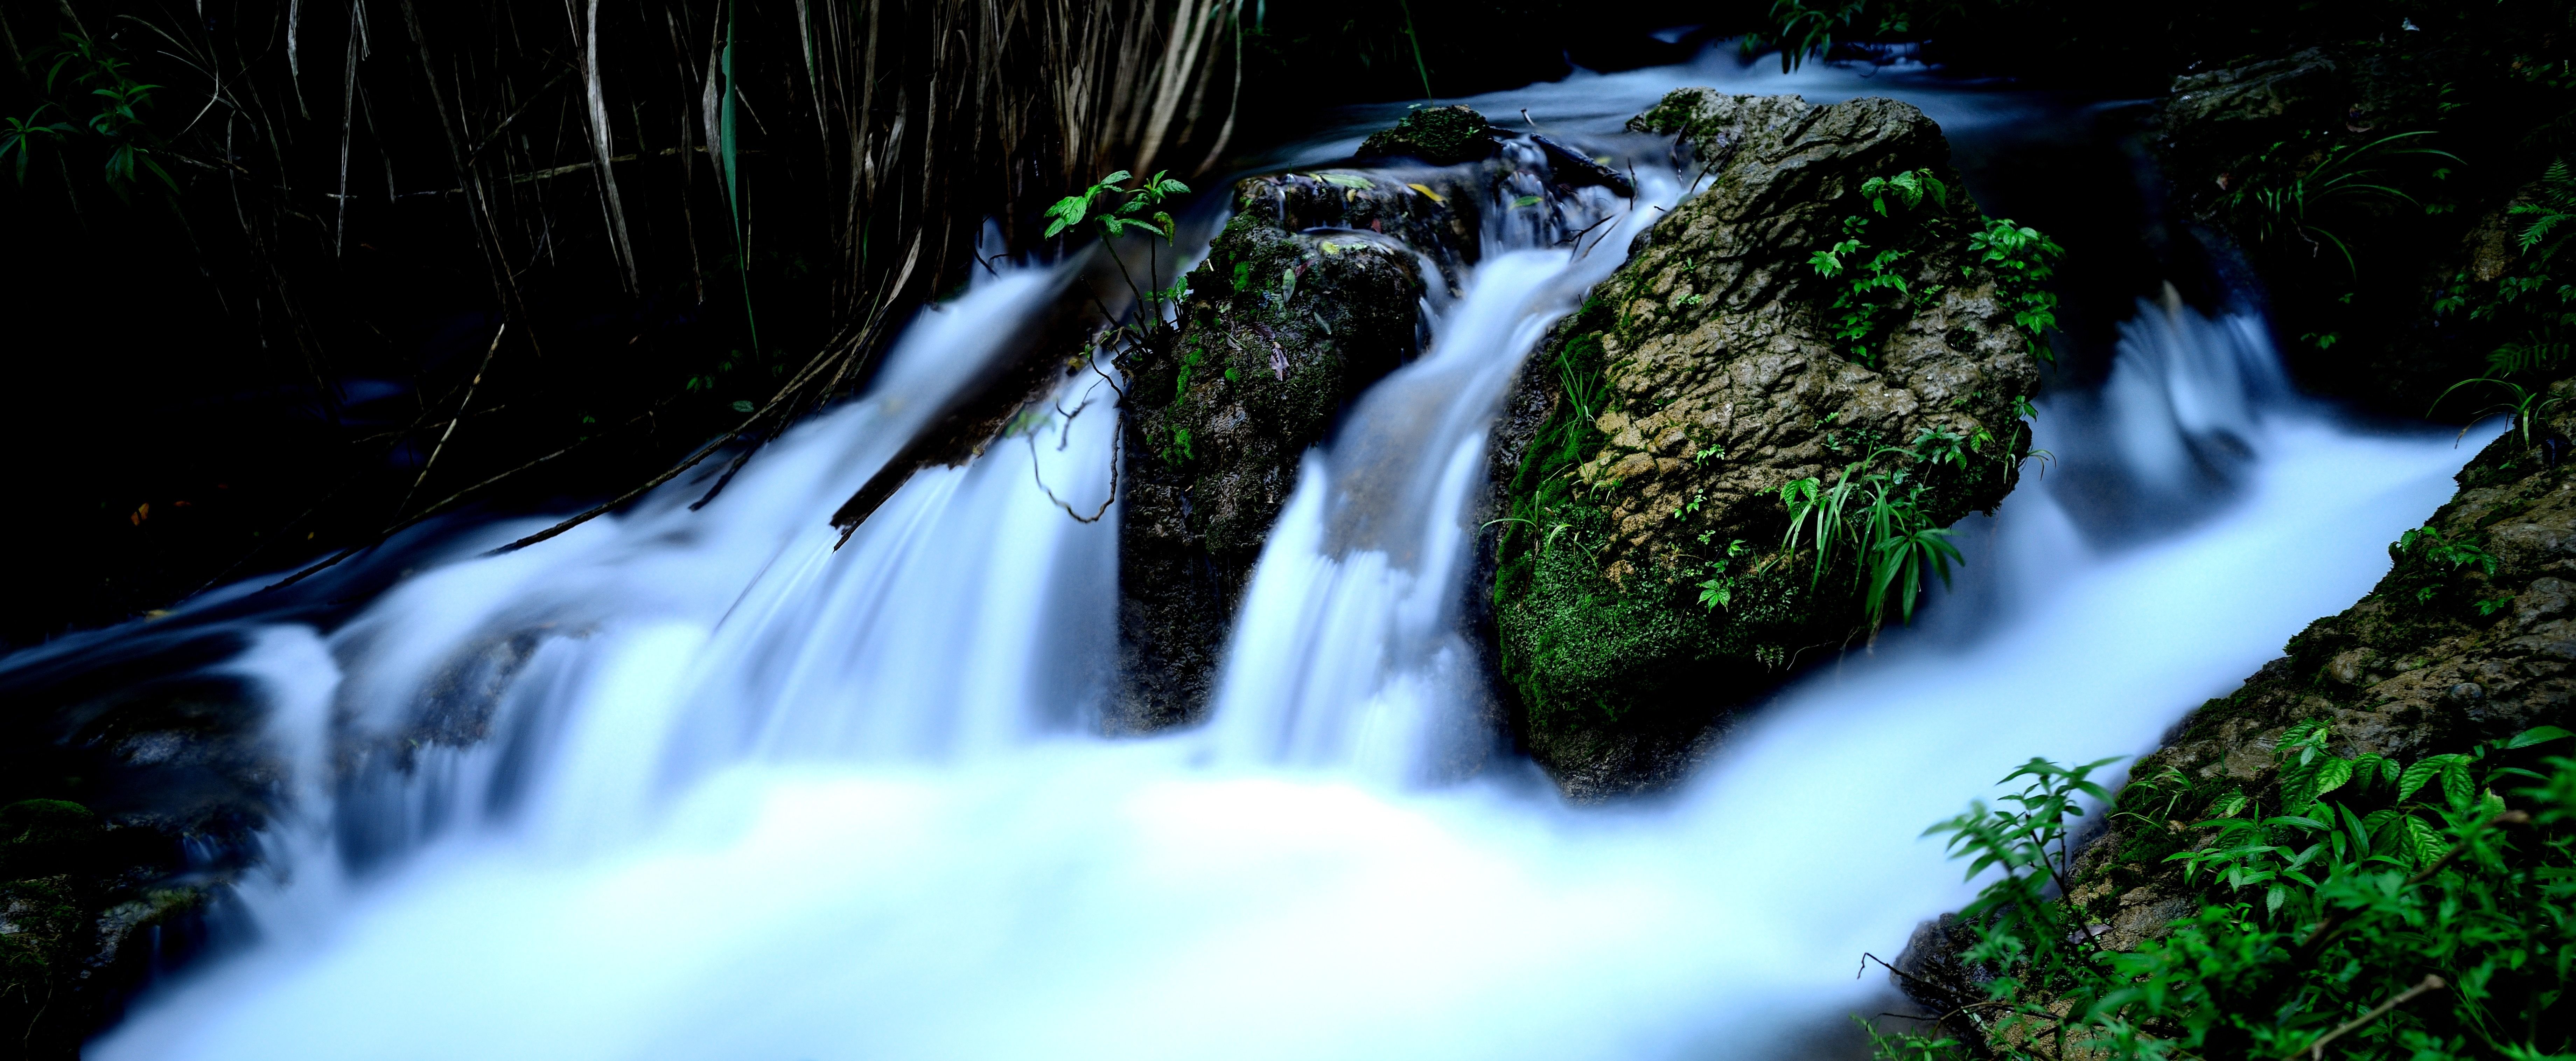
top-left (1109, 183), bottom-right (1437, 731)
top-left (1483, 89), bottom-right (2044, 799)
top-left (0, 634), bottom-right (271, 1057)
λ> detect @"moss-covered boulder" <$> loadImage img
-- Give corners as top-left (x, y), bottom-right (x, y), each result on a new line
top-left (1111, 194), bottom-right (1435, 730)
top-left (1356, 104), bottom-right (1498, 165)
top-left (1484, 90), bottom-right (2049, 797)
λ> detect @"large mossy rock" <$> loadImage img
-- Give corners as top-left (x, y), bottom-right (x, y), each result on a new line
top-left (1484, 90), bottom-right (2046, 798)
top-left (1111, 172), bottom-right (1463, 730)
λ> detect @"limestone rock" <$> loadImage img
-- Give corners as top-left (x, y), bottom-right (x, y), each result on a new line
top-left (1483, 89), bottom-right (2045, 798)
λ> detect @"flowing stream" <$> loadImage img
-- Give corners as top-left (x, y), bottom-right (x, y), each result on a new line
top-left (46, 49), bottom-right (2502, 1061)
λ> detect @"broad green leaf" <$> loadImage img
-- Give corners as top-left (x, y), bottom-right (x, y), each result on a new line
top-left (2314, 755), bottom-right (2354, 796)
top-left (2339, 802), bottom-right (2372, 858)
top-left (2507, 725), bottom-right (2575, 748)
top-left (2404, 815), bottom-right (2446, 866)
top-left (2400, 759), bottom-right (2440, 802)
top-left (2442, 760), bottom-right (2474, 809)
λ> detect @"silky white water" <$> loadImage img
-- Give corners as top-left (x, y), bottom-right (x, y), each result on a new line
top-left (58, 49), bottom-right (2502, 1061)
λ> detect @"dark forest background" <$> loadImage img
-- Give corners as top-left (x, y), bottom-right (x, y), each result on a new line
top-left (9, 0), bottom-right (2564, 646)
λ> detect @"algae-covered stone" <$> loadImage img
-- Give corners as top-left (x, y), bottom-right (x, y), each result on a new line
top-left (1484, 90), bottom-right (2046, 797)
top-left (0, 663), bottom-right (272, 1055)
top-left (1356, 104), bottom-right (1498, 165)
top-left (1113, 205), bottom-right (1429, 730)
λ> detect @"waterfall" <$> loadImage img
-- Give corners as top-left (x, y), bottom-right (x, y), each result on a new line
top-left (48, 50), bottom-right (2502, 1061)
top-left (1205, 152), bottom-right (1676, 781)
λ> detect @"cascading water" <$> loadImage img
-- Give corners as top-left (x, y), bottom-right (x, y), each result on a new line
top-left (1208, 148), bottom-right (1669, 781)
top-left (40, 48), bottom-right (2504, 1061)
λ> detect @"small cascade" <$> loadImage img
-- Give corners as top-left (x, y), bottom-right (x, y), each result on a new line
top-left (1205, 153), bottom-right (1675, 780)
top-left (220, 264), bottom-right (1114, 891)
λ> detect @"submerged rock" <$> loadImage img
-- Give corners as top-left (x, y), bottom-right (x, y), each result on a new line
top-left (1483, 89), bottom-right (2047, 798)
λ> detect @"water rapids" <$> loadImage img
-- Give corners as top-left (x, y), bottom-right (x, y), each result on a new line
top-left (20, 47), bottom-right (2501, 1061)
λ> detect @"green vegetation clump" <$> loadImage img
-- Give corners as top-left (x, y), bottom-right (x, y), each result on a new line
top-left (2433, 158), bottom-right (2576, 439)
top-left (1877, 725), bottom-right (2576, 1061)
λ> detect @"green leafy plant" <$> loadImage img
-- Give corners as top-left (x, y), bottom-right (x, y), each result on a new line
top-left (1745, 0), bottom-right (1909, 72)
top-left (1966, 218), bottom-right (2066, 363)
top-left (2387, 525), bottom-right (2502, 607)
top-left (1806, 168), bottom-right (1951, 366)
top-left (2225, 131), bottom-right (2460, 277)
top-left (1874, 726), bottom-right (2576, 1061)
top-left (1047, 168), bottom-right (1194, 344)
top-left (1694, 537), bottom-right (1749, 610)
top-left (2, 33), bottom-right (178, 198)
top-left (2396, 525), bottom-right (2500, 578)
top-left (2455, 159), bottom-right (2576, 388)
top-left (1808, 169), bottom-right (2060, 368)
top-left (2427, 375), bottom-right (2566, 447)
top-left (2510, 160), bottom-right (2576, 257)
top-left (1779, 433), bottom-right (1978, 629)
top-left (0, 108), bottom-right (73, 183)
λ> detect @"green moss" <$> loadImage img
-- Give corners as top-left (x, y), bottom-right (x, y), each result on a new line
top-left (0, 799), bottom-right (104, 879)
top-left (1490, 295), bottom-right (1842, 737)
top-left (1501, 532), bottom-right (1823, 729)
top-left (1355, 104), bottom-right (1495, 165)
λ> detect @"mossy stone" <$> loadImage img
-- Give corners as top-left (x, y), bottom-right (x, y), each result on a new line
top-left (0, 799), bottom-right (104, 879)
top-left (1356, 105), bottom-right (1496, 165)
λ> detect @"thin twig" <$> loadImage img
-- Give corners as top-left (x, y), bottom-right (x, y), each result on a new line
top-left (261, 401), bottom-right (671, 591)
top-left (1027, 409), bottom-right (1118, 523)
top-left (394, 322), bottom-right (506, 520)
top-left (2292, 975), bottom-right (2445, 1061)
